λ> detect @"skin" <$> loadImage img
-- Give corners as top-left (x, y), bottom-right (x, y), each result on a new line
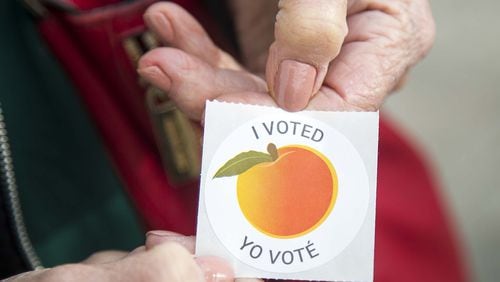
top-left (6, 231), bottom-right (246, 282)
top-left (138, 0), bottom-right (435, 115)
top-left (7, 0), bottom-right (435, 280)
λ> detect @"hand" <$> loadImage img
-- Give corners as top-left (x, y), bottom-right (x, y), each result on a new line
top-left (5, 231), bottom-right (257, 282)
top-left (138, 0), bottom-right (434, 115)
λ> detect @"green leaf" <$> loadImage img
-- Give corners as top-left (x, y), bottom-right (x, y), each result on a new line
top-left (213, 150), bottom-right (273, 178)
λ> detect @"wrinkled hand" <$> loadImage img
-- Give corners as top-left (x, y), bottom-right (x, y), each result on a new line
top-left (138, 0), bottom-right (434, 117)
top-left (5, 231), bottom-right (256, 282)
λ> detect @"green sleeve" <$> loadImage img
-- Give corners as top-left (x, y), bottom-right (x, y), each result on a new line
top-left (0, 0), bottom-right (144, 267)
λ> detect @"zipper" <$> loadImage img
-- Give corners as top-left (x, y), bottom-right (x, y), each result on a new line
top-left (0, 105), bottom-right (43, 270)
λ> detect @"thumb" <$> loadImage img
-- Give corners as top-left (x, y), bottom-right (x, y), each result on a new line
top-left (145, 231), bottom-right (234, 281)
top-left (145, 230), bottom-right (196, 252)
top-left (266, 0), bottom-right (348, 111)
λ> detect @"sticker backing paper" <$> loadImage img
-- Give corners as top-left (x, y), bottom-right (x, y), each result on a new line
top-left (196, 101), bottom-right (379, 281)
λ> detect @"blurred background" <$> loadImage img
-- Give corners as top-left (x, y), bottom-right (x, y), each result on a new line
top-left (384, 0), bottom-right (500, 281)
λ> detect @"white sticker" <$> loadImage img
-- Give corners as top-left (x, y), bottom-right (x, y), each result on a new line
top-left (196, 101), bottom-right (379, 281)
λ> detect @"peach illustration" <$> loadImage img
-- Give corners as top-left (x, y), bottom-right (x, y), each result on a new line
top-left (214, 143), bottom-right (337, 238)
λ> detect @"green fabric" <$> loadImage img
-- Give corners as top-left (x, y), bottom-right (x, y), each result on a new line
top-left (0, 0), bottom-right (144, 267)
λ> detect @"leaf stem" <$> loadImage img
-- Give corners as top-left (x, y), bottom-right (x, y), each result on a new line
top-left (267, 143), bottom-right (279, 161)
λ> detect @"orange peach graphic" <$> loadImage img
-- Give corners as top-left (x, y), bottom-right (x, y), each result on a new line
top-left (214, 143), bottom-right (337, 238)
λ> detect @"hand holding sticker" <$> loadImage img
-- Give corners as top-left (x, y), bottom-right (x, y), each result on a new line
top-left (138, 1), bottom-right (435, 116)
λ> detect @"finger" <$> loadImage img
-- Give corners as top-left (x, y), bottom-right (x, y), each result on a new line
top-left (145, 242), bottom-right (234, 282)
top-left (314, 6), bottom-right (434, 111)
top-left (195, 256), bottom-right (235, 282)
top-left (145, 230), bottom-right (196, 253)
top-left (144, 2), bottom-right (241, 70)
top-left (145, 232), bottom-right (234, 281)
top-left (82, 250), bottom-right (128, 264)
top-left (3, 269), bottom-right (51, 281)
top-left (137, 242), bottom-right (206, 281)
top-left (138, 47), bottom-right (267, 120)
top-left (129, 246), bottom-right (146, 255)
top-left (266, 0), bottom-right (348, 111)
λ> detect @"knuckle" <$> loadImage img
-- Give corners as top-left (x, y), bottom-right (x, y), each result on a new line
top-left (366, 0), bottom-right (435, 66)
top-left (281, 15), bottom-right (347, 41)
top-left (276, 1), bottom-right (348, 59)
top-left (395, 0), bottom-right (436, 56)
top-left (139, 47), bottom-right (201, 74)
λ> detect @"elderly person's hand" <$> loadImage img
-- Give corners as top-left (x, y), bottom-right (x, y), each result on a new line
top-left (5, 231), bottom-right (249, 282)
top-left (138, 0), bottom-right (434, 117)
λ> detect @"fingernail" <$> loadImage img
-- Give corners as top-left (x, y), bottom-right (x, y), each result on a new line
top-left (195, 256), bottom-right (234, 282)
top-left (146, 230), bottom-right (181, 237)
top-left (137, 65), bottom-right (161, 78)
top-left (145, 231), bottom-right (196, 252)
top-left (137, 65), bottom-right (171, 90)
top-left (274, 59), bottom-right (316, 112)
top-left (144, 12), bottom-right (173, 42)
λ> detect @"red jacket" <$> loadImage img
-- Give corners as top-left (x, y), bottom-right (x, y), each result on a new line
top-left (33, 0), bottom-right (469, 280)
